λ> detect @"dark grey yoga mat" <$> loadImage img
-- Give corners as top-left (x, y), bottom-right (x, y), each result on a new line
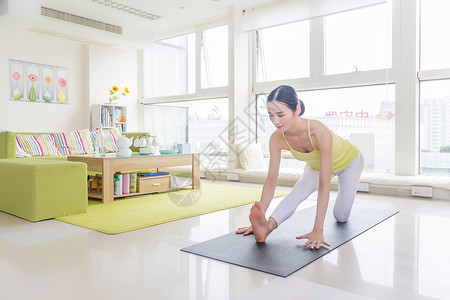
top-left (181, 206), bottom-right (398, 277)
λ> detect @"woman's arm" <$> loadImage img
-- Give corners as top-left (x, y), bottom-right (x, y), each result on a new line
top-left (259, 134), bottom-right (282, 212)
top-left (296, 121), bottom-right (333, 249)
top-left (313, 123), bottom-right (332, 231)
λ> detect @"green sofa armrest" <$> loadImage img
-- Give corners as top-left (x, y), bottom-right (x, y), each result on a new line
top-left (123, 132), bottom-right (150, 153)
top-left (0, 131), bottom-right (17, 159)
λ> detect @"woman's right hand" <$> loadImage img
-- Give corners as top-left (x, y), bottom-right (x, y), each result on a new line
top-left (235, 225), bottom-right (253, 235)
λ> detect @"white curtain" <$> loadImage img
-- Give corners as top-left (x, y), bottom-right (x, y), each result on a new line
top-left (143, 105), bottom-right (187, 147)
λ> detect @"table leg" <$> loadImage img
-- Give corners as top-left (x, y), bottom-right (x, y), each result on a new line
top-left (102, 159), bottom-right (114, 203)
top-left (192, 153), bottom-right (200, 189)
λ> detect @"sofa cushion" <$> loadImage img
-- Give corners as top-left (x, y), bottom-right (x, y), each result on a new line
top-left (15, 140), bottom-right (31, 157)
top-left (235, 143), bottom-right (266, 170)
top-left (53, 129), bottom-right (94, 155)
top-left (90, 128), bottom-right (121, 152)
top-left (15, 134), bottom-right (62, 156)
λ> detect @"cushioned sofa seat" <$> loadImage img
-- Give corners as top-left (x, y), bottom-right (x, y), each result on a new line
top-left (0, 158), bottom-right (87, 221)
top-left (232, 168), bottom-right (450, 193)
top-left (359, 172), bottom-right (450, 190)
top-left (167, 165), bottom-right (450, 200)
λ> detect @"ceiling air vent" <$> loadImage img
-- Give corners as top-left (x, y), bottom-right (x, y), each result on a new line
top-left (40, 6), bottom-right (122, 35)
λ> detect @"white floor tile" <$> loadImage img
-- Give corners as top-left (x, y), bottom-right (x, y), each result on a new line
top-left (0, 181), bottom-right (449, 300)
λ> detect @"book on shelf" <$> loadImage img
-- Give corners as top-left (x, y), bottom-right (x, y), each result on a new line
top-left (115, 123), bottom-right (126, 132)
top-left (122, 173), bottom-right (130, 194)
top-left (137, 172), bottom-right (170, 177)
top-left (101, 107), bottom-right (113, 128)
top-left (114, 172), bottom-right (138, 195)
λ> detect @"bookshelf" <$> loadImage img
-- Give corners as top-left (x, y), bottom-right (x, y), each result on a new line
top-left (92, 104), bottom-right (127, 132)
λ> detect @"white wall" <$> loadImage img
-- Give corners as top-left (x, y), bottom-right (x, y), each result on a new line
top-left (88, 45), bottom-right (139, 132)
top-left (0, 27), bottom-right (139, 133)
top-left (0, 27), bottom-right (90, 132)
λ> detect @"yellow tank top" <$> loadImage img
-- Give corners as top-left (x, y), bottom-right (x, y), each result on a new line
top-left (282, 119), bottom-right (359, 173)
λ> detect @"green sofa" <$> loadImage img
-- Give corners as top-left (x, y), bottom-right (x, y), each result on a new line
top-left (0, 130), bottom-right (149, 221)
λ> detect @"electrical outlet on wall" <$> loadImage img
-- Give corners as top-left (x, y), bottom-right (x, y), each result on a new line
top-left (357, 182), bottom-right (370, 192)
top-left (227, 173), bottom-right (240, 181)
top-left (411, 186), bottom-right (432, 198)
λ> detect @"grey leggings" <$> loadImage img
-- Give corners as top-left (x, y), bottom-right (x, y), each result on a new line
top-left (271, 152), bottom-right (364, 225)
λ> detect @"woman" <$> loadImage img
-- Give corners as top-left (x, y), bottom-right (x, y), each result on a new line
top-left (236, 85), bottom-right (364, 249)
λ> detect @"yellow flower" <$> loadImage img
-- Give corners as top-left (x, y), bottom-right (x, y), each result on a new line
top-left (109, 86), bottom-right (130, 103)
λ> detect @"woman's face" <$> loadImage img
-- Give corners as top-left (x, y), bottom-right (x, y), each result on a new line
top-left (267, 100), bottom-right (298, 132)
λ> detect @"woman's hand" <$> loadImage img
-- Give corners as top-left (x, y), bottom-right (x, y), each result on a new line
top-left (296, 229), bottom-right (330, 249)
top-left (235, 225), bottom-right (253, 235)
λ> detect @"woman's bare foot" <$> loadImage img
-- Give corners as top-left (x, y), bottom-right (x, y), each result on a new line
top-left (249, 202), bottom-right (276, 242)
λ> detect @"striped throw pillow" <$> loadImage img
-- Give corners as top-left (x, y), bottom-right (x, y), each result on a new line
top-left (53, 129), bottom-right (94, 155)
top-left (90, 128), bottom-right (121, 152)
top-left (15, 134), bottom-right (62, 156)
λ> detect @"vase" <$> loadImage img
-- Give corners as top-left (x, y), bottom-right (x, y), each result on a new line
top-left (43, 90), bottom-right (53, 102)
top-left (12, 87), bottom-right (22, 100)
top-left (57, 90), bottom-right (66, 103)
top-left (29, 86), bottom-right (36, 101)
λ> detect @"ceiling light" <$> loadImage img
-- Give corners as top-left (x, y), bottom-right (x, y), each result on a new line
top-left (92, 0), bottom-right (162, 21)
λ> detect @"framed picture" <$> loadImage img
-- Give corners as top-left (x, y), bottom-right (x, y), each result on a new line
top-left (26, 63), bottom-right (40, 102)
top-left (41, 65), bottom-right (55, 103)
top-left (9, 59), bottom-right (69, 104)
top-left (10, 60), bottom-right (24, 101)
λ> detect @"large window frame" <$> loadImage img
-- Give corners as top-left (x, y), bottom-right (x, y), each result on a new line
top-left (251, 7), bottom-right (394, 98)
top-left (137, 0), bottom-right (442, 177)
top-left (252, 3), bottom-right (395, 173)
top-left (417, 0), bottom-right (450, 176)
top-left (140, 19), bottom-right (229, 105)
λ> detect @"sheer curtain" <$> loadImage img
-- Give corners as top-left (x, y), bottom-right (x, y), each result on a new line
top-left (143, 105), bottom-right (187, 147)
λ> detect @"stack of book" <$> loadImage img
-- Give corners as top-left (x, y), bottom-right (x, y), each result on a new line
top-left (114, 172), bottom-right (138, 195)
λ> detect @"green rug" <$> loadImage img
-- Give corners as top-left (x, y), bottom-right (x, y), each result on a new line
top-left (56, 184), bottom-right (288, 234)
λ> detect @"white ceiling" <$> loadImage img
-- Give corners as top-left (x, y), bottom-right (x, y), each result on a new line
top-left (1, 0), bottom-right (283, 49)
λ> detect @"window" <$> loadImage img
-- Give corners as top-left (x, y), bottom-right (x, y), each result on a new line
top-left (144, 98), bottom-right (229, 170)
top-left (255, 21), bottom-right (310, 82)
top-left (201, 25), bottom-right (228, 88)
top-left (419, 0), bottom-right (450, 176)
top-left (420, 80), bottom-right (450, 176)
top-left (420, 0), bottom-right (450, 70)
top-left (324, 3), bottom-right (392, 75)
top-left (256, 85), bottom-right (395, 173)
top-left (142, 33), bottom-right (195, 98)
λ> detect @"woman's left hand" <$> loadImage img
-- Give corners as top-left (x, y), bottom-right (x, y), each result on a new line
top-left (296, 229), bottom-right (330, 249)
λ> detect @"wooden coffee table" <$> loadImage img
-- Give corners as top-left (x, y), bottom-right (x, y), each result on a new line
top-left (68, 153), bottom-right (200, 203)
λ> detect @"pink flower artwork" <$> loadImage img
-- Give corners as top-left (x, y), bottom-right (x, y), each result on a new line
top-left (28, 74), bottom-right (37, 82)
top-left (58, 78), bottom-right (67, 88)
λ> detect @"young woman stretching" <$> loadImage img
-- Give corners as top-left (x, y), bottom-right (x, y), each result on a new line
top-left (236, 85), bottom-right (364, 249)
